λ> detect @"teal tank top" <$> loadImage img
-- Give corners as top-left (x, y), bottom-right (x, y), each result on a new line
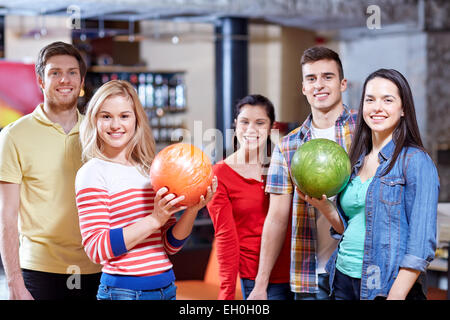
top-left (336, 175), bottom-right (373, 279)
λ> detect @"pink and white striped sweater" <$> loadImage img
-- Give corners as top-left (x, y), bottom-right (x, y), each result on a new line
top-left (75, 158), bottom-right (184, 281)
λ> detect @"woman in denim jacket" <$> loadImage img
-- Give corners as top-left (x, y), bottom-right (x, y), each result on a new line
top-left (297, 69), bottom-right (439, 300)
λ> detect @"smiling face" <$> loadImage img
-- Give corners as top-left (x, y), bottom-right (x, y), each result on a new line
top-left (235, 104), bottom-right (272, 153)
top-left (96, 95), bottom-right (137, 162)
top-left (363, 77), bottom-right (404, 140)
top-left (38, 54), bottom-right (83, 111)
top-left (301, 59), bottom-right (347, 113)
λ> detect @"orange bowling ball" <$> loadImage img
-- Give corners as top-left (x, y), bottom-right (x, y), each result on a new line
top-left (149, 143), bottom-right (214, 207)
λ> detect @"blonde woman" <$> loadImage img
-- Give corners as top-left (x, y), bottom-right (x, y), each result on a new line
top-left (75, 80), bottom-right (216, 300)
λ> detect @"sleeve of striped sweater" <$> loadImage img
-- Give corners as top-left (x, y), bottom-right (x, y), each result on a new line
top-left (75, 163), bottom-right (120, 264)
top-left (75, 161), bottom-right (186, 264)
top-left (162, 221), bottom-right (187, 255)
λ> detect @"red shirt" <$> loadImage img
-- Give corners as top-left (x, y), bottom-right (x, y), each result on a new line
top-left (207, 161), bottom-right (291, 300)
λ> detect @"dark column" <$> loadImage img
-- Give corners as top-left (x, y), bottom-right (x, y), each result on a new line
top-left (0, 16), bottom-right (4, 58)
top-left (215, 17), bottom-right (248, 157)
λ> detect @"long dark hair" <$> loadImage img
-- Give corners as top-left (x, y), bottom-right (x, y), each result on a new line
top-left (232, 94), bottom-right (276, 177)
top-left (349, 68), bottom-right (425, 175)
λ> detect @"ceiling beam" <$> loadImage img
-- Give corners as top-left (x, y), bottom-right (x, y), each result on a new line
top-left (0, 0), bottom-right (426, 30)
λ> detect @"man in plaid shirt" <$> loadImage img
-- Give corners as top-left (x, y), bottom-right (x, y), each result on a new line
top-left (248, 47), bottom-right (358, 300)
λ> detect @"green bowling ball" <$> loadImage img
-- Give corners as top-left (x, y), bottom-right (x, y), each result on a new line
top-left (291, 138), bottom-right (351, 199)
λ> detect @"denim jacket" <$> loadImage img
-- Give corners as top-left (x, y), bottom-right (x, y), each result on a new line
top-left (325, 140), bottom-right (440, 300)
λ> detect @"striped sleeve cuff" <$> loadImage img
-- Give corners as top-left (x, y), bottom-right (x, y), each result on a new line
top-left (109, 228), bottom-right (128, 257)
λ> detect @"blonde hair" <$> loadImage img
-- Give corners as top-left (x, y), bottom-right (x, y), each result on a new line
top-left (80, 80), bottom-right (156, 175)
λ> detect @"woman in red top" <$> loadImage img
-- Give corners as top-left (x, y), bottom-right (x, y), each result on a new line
top-left (207, 95), bottom-right (292, 300)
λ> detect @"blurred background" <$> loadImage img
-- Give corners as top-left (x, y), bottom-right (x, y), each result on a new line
top-left (0, 0), bottom-right (448, 299)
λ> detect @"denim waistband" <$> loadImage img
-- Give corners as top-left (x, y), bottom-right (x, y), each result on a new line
top-left (100, 269), bottom-right (175, 291)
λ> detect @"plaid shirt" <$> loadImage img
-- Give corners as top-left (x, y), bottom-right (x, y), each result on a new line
top-left (266, 105), bottom-right (358, 293)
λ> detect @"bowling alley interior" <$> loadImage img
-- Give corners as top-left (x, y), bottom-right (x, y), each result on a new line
top-left (0, 0), bottom-right (449, 301)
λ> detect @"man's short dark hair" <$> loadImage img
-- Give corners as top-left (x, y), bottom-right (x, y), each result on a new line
top-left (301, 46), bottom-right (344, 80)
top-left (35, 41), bottom-right (87, 80)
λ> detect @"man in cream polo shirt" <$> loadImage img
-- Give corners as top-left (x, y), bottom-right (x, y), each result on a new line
top-left (0, 42), bottom-right (101, 300)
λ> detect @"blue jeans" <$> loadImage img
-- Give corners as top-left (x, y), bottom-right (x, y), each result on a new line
top-left (333, 268), bottom-right (427, 300)
top-left (333, 269), bottom-right (361, 300)
top-left (241, 279), bottom-right (294, 300)
top-left (96, 282), bottom-right (177, 300)
top-left (294, 273), bottom-right (330, 300)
